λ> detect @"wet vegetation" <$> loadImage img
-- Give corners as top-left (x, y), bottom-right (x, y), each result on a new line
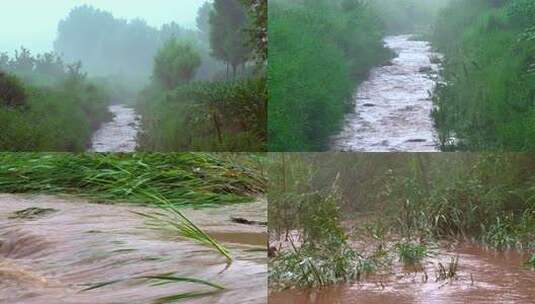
top-left (432, 0), bottom-right (535, 150)
top-left (268, 0), bottom-right (452, 151)
top-left (268, 0), bottom-right (391, 151)
top-left (0, 153), bottom-right (265, 207)
top-left (137, 0), bottom-right (267, 151)
top-left (0, 152), bottom-right (266, 302)
top-left (0, 1), bottom-right (266, 152)
top-left (268, 153), bottom-right (535, 292)
top-left (0, 51), bottom-right (111, 151)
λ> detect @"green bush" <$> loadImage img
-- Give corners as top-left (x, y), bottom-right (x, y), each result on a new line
top-left (138, 77), bottom-right (266, 151)
top-left (432, 0), bottom-right (535, 150)
top-left (0, 71), bottom-right (27, 107)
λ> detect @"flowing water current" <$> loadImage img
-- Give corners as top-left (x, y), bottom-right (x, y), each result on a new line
top-left (0, 194), bottom-right (267, 304)
top-left (332, 35), bottom-right (441, 152)
top-left (90, 104), bottom-right (141, 152)
top-left (271, 242), bottom-right (535, 304)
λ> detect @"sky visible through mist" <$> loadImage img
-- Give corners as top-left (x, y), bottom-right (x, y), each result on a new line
top-left (0, 0), bottom-right (207, 54)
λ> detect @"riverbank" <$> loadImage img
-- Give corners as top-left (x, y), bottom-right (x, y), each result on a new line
top-left (268, 0), bottom-right (391, 151)
top-left (431, 0), bottom-right (535, 150)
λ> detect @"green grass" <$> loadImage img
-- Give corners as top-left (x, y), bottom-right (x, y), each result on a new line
top-left (132, 191), bottom-right (232, 261)
top-left (396, 241), bottom-right (427, 265)
top-left (0, 62), bottom-right (112, 151)
top-left (431, 0), bottom-right (535, 151)
top-left (0, 153), bottom-right (265, 207)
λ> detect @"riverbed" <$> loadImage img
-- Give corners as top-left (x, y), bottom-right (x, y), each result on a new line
top-left (331, 35), bottom-right (441, 152)
top-left (0, 194), bottom-right (267, 304)
top-left (90, 104), bottom-right (141, 152)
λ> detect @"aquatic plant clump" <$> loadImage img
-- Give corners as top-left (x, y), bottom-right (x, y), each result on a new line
top-left (269, 241), bottom-right (375, 290)
top-left (0, 153), bottom-right (265, 207)
top-left (396, 241), bottom-right (428, 265)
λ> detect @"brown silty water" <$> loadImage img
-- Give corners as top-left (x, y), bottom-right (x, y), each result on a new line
top-left (0, 194), bottom-right (267, 304)
top-left (270, 239), bottom-right (535, 304)
top-left (331, 35), bottom-right (442, 152)
top-left (90, 104), bottom-right (141, 152)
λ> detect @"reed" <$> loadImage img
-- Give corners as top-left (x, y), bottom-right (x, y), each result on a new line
top-left (0, 153), bottom-right (265, 207)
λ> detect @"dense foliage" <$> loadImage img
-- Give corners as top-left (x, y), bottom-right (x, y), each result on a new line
top-left (0, 50), bottom-right (111, 151)
top-left (153, 40), bottom-right (202, 89)
top-left (268, 0), bottom-right (391, 151)
top-left (432, 0), bottom-right (535, 150)
top-left (137, 0), bottom-right (266, 151)
top-left (138, 77), bottom-right (266, 151)
top-left (210, 0), bottom-right (252, 77)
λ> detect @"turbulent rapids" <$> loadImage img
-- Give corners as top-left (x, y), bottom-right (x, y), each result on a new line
top-left (332, 35), bottom-right (442, 152)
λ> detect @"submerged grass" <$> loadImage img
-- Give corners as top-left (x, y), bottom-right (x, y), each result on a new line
top-left (396, 241), bottom-right (427, 266)
top-left (132, 190), bottom-right (232, 262)
top-left (0, 153), bottom-right (265, 207)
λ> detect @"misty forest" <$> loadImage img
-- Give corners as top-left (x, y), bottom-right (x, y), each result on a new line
top-left (268, 0), bottom-right (535, 152)
top-left (268, 153), bottom-right (535, 303)
top-left (0, 0), bottom-right (266, 152)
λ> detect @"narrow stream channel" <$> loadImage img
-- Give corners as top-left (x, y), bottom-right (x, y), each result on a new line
top-left (90, 104), bottom-right (141, 152)
top-left (0, 194), bottom-right (267, 304)
top-left (331, 35), bottom-right (441, 152)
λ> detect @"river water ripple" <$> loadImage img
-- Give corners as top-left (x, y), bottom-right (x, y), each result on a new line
top-left (90, 104), bottom-right (140, 152)
top-left (331, 35), bottom-right (441, 152)
top-left (0, 194), bottom-right (267, 304)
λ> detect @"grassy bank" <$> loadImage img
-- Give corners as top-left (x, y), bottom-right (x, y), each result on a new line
top-left (268, 153), bottom-right (535, 289)
top-left (137, 76), bottom-right (266, 152)
top-left (268, 0), bottom-right (391, 151)
top-left (0, 51), bottom-right (112, 151)
top-left (431, 0), bottom-right (535, 150)
top-left (0, 153), bottom-right (266, 207)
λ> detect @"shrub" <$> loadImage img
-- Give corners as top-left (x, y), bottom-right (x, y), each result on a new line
top-left (0, 71), bottom-right (27, 107)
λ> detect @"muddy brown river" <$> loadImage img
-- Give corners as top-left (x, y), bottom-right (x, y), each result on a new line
top-left (270, 243), bottom-right (535, 304)
top-left (331, 35), bottom-right (441, 152)
top-left (0, 194), bottom-right (267, 304)
top-left (90, 104), bottom-right (141, 152)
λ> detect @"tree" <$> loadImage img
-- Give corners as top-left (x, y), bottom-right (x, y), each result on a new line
top-left (240, 0), bottom-right (267, 64)
top-left (197, 1), bottom-right (213, 45)
top-left (153, 39), bottom-right (201, 89)
top-left (209, 0), bottom-right (252, 77)
top-left (0, 72), bottom-right (27, 107)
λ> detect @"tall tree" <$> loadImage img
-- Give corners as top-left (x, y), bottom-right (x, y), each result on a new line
top-left (240, 0), bottom-right (267, 64)
top-left (153, 39), bottom-right (201, 89)
top-left (209, 0), bottom-right (252, 77)
top-left (196, 1), bottom-right (213, 45)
